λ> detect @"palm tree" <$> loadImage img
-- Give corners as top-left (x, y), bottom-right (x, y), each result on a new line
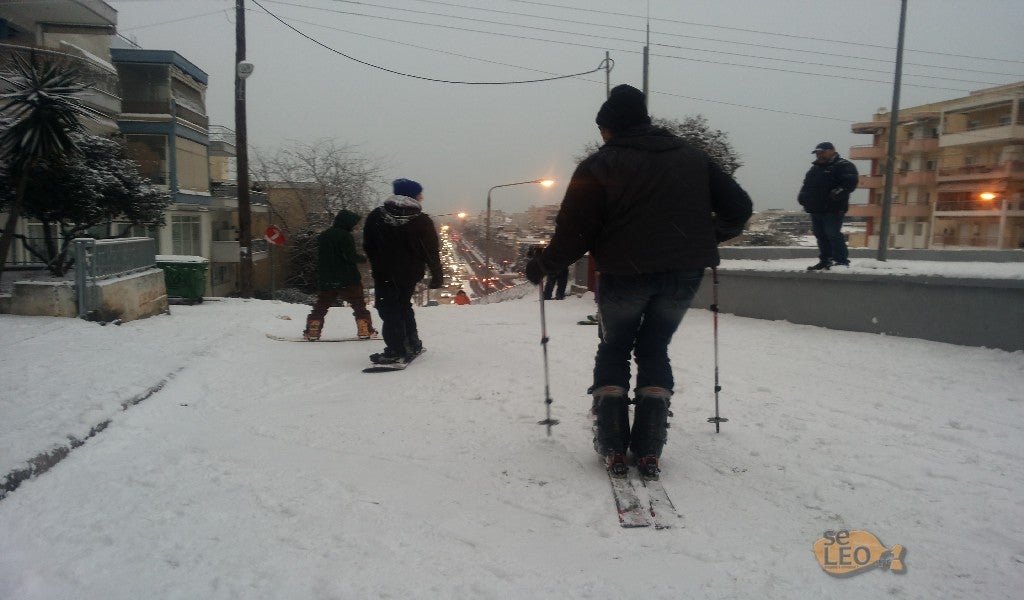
top-left (0, 51), bottom-right (101, 275)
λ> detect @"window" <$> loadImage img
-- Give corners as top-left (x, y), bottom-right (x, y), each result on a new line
top-left (915, 222), bottom-right (925, 236)
top-left (968, 120), bottom-right (982, 130)
top-left (175, 137), bottom-right (209, 193)
top-left (925, 160), bottom-right (936, 171)
top-left (999, 115), bottom-right (1011, 126)
top-left (897, 223), bottom-right (906, 235)
top-left (171, 215), bottom-right (202, 255)
top-left (125, 135), bottom-right (167, 185)
top-left (964, 156), bottom-right (976, 166)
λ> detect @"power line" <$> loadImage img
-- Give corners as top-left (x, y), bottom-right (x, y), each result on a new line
top-left (251, 0), bottom-right (609, 84)
top-left (262, 0), bottom-right (1012, 86)
top-left (399, 0), bottom-right (1024, 79)
top-left (507, 0), bottom-right (1024, 65)
top-left (258, 1), bottom-right (978, 93)
top-left (271, 15), bottom-right (862, 123)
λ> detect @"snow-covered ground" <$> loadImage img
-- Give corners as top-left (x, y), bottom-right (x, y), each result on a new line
top-left (1, 292), bottom-right (1023, 599)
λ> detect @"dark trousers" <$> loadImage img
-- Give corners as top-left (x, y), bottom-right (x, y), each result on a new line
top-left (810, 212), bottom-right (848, 263)
top-left (374, 280), bottom-right (420, 353)
top-left (543, 268), bottom-right (569, 300)
top-left (592, 269), bottom-right (703, 393)
top-left (308, 284), bottom-right (370, 326)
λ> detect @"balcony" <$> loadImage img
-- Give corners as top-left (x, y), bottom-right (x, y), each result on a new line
top-left (896, 170), bottom-right (937, 186)
top-left (858, 175), bottom-right (885, 189)
top-left (849, 145), bottom-right (886, 160)
top-left (898, 138), bottom-right (939, 154)
top-left (937, 161), bottom-right (1024, 183)
top-left (940, 123), bottom-right (1024, 147)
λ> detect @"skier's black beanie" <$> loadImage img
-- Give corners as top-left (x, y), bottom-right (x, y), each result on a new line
top-left (595, 84), bottom-right (651, 132)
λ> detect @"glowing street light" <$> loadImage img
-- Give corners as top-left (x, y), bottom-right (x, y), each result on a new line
top-left (979, 192), bottom-right (997, 201)
top-left (484, 179), bottom-right (555, 279)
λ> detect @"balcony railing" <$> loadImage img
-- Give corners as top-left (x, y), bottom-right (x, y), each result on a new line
top-left (937, 161), bottom-right (1024, 182)
top-left (896, 170), bottom-right (937, 186)
top-left (849, 145), bottom-right (886, 160)
top-left (858, 175), bottom-right (885, 189)
top-left (898, 138), bottom-right (939, 153)
top-left (930, 234), bottom-right (1016, 249)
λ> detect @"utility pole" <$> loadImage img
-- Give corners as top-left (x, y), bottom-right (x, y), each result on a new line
top-left (642, 1), bottom-right (650, 107)
top-left (877, 0), bottom-right (907, 261)
top-left (235, 0), bottom-right (254, 296)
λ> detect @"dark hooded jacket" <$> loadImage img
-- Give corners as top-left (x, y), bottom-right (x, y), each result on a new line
top-left (797, 153), bottom-right (859, 213)
top-left (317, 209), bottom-right (366, 290)
top-left (536, 125), bottom-right (752, 276)
top-left (363, 195), bottom-right (443, 287)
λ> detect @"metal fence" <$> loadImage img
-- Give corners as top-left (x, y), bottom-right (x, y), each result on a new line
top-left (73, 238), bottom-right (157, 317)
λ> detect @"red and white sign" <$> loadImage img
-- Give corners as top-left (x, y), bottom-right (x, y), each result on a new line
top-left (264, 225), bottom-right (286, 246)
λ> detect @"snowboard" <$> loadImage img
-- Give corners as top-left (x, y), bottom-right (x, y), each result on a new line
top-left (266, 333), bottom-right (371, 342)
top-left (362, 348), bottom-right (426, 373)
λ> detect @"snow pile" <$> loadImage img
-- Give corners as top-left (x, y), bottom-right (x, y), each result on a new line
top-left (0, 295), bottom-right (1022, 599)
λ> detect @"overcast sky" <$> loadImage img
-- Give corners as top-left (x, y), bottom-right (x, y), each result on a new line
top-left (108, 0), bottom-right (1024, 216)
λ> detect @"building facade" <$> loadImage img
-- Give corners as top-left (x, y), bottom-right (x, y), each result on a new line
top-left (110, 48), bottom-right (269, 297)
top-left (848, 81), bottom-right (1024, 250)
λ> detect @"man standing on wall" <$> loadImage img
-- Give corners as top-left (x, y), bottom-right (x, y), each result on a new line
top-left (798, 142), bottom-right (859, 270)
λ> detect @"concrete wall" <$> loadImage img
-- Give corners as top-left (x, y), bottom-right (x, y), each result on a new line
top-left (93, 269), bottom-right (168, 321)
top-left (719, 246), bottom-right (1024, 263)
top-left (8, 281), bottom-right (78, 317)
top-left (4, 269), bottom-right (168, 322)
top-left (694, 269), bottom-right (1024, 351)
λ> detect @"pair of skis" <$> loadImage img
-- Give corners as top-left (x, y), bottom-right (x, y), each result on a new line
top-left (607, 467), bottom-right (679, 529)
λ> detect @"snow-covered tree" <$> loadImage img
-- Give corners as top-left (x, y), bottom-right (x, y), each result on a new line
top-left (0, 132), bottom-right (170, 275)
top-left (575, 114), bottom-right (742, 175)
top-left (0, 52), bottom-right (101, 275)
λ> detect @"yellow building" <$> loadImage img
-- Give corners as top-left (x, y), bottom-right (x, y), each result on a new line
top-left (848, 81), bottom-right (1024, 249)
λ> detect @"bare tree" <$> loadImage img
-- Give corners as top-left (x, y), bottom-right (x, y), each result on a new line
top-left (251, 139), bottom-right (383, 291)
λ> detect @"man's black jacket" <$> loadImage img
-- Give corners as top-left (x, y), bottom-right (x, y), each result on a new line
top-left (798, 154), bottom-right (859, 213)
top-left (536, 125), bottom-right (752, 276)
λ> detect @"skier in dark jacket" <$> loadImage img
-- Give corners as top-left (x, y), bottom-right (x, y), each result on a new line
top-left (304, 209), bottom-right (375, 340)
top-left (798, 142), bottom-right (859, 270)
top-left (526, 84), bottom-right (752, 478)
top-left (363, 178), bottom-right (444, 364)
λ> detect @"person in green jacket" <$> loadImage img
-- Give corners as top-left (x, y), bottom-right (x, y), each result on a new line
top-left (304, 209), bottom-right (377, 340)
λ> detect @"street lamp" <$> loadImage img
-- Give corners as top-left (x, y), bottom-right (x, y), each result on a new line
top-left (484, 179), bottom-right (554, 279)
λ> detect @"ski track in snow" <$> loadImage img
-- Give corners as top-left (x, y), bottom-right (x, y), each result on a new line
top-left (1, 295), bottom-right (1023, 599)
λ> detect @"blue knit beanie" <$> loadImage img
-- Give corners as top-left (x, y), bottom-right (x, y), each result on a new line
top-left (392, 178), bottom-right (423, 199)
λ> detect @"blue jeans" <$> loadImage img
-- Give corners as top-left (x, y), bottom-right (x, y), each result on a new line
top-left (810, 212), bottom-right (848, 263)
top-left (592, 269), bottom-right (704, 393)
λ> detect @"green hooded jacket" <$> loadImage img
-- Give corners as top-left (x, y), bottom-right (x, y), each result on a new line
top-left (317, 209), bottom-right (366, 290)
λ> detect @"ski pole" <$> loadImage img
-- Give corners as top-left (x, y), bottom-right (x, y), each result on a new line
top-left (707, 266), bottom-right (728, 433)
top-left (537, 283), bottom-right (559, 435)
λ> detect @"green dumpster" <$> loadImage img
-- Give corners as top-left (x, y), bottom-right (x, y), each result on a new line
top-left (156, 255), bottom-right (208, 303)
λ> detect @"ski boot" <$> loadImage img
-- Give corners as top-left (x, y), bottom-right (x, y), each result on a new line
top-left (303, 319), bottom-right (322, 341)
top-left (591, 385), bottom-right (630, 477)
top-left (630, 386), bottom-right (672, 480)
top-left (356, 318), bottom-right (376, 340)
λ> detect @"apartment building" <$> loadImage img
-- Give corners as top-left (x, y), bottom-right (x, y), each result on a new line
top-left (109, 48), bottom-right (270, 297)
top-left (848, 81), bottom-right (1024, 249)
